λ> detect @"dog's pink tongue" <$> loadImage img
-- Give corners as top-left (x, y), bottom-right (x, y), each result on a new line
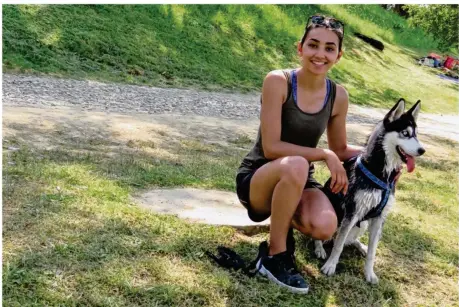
top-left (406, 155), bottom-right (415, 173)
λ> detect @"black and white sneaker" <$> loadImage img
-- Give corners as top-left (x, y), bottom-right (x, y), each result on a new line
top-left (257, 249), bottom-right (309, 294)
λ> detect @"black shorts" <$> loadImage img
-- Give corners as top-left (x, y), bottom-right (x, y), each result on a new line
top-left (236, 167), bottom-right (324, 223)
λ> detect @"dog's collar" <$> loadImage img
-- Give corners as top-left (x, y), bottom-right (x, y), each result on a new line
top-left (356, 156), bottom-right (396, 190)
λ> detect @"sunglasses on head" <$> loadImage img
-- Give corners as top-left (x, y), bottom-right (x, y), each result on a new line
top-left (307, 15), bottom-right (344, 34)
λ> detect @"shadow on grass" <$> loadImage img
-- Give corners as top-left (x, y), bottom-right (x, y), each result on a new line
top-left (417, 158), bottom-right (458, 173)
top-left (2, 204), bottom-right (401, 306)
top-left (422, 133), bottom-right (458, 149)
top-left (382, 214), bottom-right (457, 265)
top-left (3, 108), bottom-right (250, 190)
top-left (3, 105), bottom-right (457, 305)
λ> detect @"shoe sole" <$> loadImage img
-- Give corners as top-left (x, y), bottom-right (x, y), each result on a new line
top-left (256, 259), bottom-right (309, 294)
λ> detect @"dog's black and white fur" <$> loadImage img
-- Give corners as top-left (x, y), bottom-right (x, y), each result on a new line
top-left (315, 98), bottom-right (425, 284)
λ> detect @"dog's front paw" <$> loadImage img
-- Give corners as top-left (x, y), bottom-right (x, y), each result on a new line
top-left (315, 246), bottom-right (327, 259)
top-left (321, 259), bottom-right (337, 276)
top-left (314, 241), bottom-right (327, 259)
top-left (365, 270), bottom-right (379, 284)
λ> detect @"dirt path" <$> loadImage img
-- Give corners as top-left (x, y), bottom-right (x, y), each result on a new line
top-left (3, 73), bottom-right (458, 151)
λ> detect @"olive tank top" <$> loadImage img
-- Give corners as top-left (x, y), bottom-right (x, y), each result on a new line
top-left (238, 69), bottom-right (337, 173)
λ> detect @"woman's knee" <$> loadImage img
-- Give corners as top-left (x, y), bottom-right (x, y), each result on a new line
top-left (294, 203), bottom-right (337, 240)
top-left (279, 156), bottom-right (309, 187)
top-left (309, 212), bottom-right (338, 241)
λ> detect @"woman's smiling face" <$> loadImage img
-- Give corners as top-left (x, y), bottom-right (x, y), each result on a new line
top-left (298, 27), bottom-right (342, 75)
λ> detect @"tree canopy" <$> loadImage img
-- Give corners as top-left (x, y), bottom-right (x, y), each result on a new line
top-left (404, 4), bottom-right (458, 52)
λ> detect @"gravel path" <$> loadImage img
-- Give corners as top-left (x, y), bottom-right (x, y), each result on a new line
top-left (3, 73), bottom-right (458, 141)
top-left (3, 74), bottom-right (260, 119)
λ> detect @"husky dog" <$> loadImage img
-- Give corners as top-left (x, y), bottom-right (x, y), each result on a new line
top-left (315, 98), bottom-right (425, 284)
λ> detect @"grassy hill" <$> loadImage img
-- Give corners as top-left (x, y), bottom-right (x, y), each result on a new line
top-left (3, 5), bottom-right (458, 113)
top-left (3, 4), bottom-right (458, 114)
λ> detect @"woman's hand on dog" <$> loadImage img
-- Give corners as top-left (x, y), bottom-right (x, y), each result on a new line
top-left (324, 149), bottom-right (348, 195)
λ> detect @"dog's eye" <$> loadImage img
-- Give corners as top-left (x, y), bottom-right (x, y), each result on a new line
top-left (401, 130), bottom-right (409, 137)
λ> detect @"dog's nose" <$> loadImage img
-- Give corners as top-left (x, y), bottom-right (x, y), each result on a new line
top-left (418, 148), bottom-right (426, 156)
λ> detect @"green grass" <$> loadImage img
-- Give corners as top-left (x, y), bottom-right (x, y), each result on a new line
top-left (3, 4), bottom-right (458, 113)
top-left (3, 117), bottom-right (458, 306)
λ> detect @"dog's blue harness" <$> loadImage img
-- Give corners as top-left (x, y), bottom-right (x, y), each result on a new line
top-left (356, 156), bottom-right (396, 222)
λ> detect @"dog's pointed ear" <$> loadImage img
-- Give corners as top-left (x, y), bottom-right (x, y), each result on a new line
top-left (384, 98), bottom-right (405, 125)
top-left (407, 100), bottom-right (421, 122)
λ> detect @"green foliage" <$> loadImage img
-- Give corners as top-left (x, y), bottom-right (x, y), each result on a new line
top-left (404, 4), bottom-right (459, 52)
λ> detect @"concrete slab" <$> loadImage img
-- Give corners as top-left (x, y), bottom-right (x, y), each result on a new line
top-left (134, 188), bottom-right (270, 234)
